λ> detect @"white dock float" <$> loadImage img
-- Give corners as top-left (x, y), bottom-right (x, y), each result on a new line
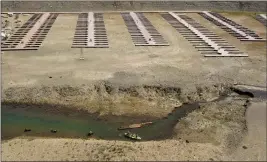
top-left (163, 12), bottom-right (248, 57)
top-left (122, 12), bottom-right (168, 46)
top-left (72, 12), bottom-right (108, 48)
top-left (200, 11), bottom-right (265, 42)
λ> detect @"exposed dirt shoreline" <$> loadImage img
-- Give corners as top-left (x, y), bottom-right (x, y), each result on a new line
top-left (1, 83), bottom-right (256, 161)
top-left (2, 83), bottom-right (231, 118)
top-left (2, 94), bottom-right (257, 161)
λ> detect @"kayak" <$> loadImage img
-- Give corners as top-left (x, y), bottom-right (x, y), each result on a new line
top-left (124, 132), bottom-right (141, 140)
top-left (118, 122), bottom-right (153, 130)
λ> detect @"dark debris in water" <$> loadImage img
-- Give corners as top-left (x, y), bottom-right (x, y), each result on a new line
top-left (2, 100), bottom-right (200, 141)
top-left (24, 128), bottom-right (31, 132)
top-left (1, 84), bottom-right (255, 141)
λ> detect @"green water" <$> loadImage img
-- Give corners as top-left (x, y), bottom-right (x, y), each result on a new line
top-left (1, 102), bottom-right (199, 141)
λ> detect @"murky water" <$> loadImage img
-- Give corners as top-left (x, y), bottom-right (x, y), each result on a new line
top-left (1, 102), bottom-right (199, 141)
top-left (3, 84), bottom-right (264, 141)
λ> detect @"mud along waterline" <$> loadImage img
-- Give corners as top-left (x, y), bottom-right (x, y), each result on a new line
top-left (2, 82), bottom-right (260, 160)
top-left (0, 83), bottom-right (239, 141)
top-left (1, 100), bottom-right (199, 141)
top-left (2, 82), bottom-right (261, 141)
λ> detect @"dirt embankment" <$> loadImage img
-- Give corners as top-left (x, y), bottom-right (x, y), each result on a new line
top-left (2, 82), bottom-right (231, 118)
top-left (1, 93), bottom-right (250, 161)
top-left (2, 82), bottom-right (262, 161)
top-left (1, 1), bottom-right (266, 12)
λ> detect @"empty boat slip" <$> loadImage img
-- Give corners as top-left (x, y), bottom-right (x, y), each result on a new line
top-left (72, 12), bottom-right (109, 48)
top-left (255, 14), bottom-right (267, 27)
top-left (121, 12), bottom-right (169, 46)
top-left (199, 12), bottom-right (265, 41)
top-left (1, 13), bottom-right (58, 51)
top-left (162, 12), bottom-right (247, 57)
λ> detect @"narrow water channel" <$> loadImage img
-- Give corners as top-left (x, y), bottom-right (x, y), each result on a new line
top-left (3, 84), bottom-right (263, 141)
top-left (1, 101), bottom-right (199, 141)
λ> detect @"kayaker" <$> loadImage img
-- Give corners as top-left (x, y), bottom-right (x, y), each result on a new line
top-left (87, 131), bottom-right (94, 136)
top-left (50, 129), bottom-right (57, 133)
